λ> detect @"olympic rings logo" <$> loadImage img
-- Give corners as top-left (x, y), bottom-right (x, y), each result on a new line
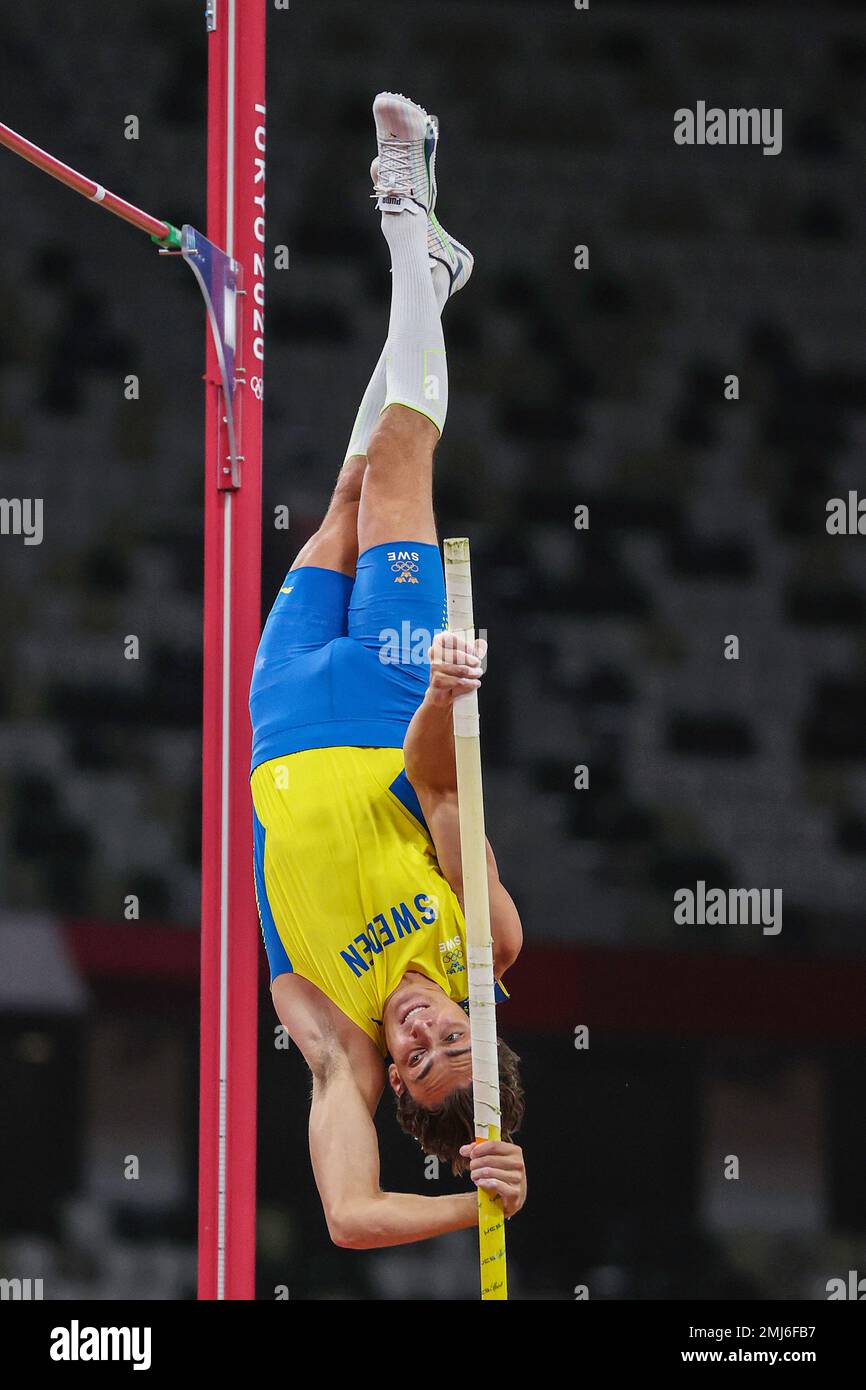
top-left (249, 376), bottom-right (264, 401)
top-left (391, 559), bottom-right (420, 584)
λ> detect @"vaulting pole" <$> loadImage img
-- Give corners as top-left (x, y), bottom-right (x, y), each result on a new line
top-left (198, 0), bottom-right (266, 1300)
top-left (443, 538), bottom-right (507, 1301)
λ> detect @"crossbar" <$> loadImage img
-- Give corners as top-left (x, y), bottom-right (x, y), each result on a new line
top-left (0, 120), bottom-right (181, 247)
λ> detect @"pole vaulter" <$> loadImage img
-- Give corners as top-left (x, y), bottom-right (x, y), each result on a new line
top-left (0, 0), bottom-right (266, 1300)
top-left (246, 91), bottom-right (526, 1301)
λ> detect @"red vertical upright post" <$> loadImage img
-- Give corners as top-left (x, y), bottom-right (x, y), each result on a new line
top-left (198, 0), bottom-right (266, 1300)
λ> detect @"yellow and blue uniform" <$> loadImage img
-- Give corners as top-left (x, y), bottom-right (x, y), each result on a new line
top-left (249, 541), bottom-right (507, 1053)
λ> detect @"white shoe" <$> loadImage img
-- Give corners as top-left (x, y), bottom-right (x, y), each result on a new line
top-left (427, 212), bottom-right (474, 298)
top-left (372, 91), bottom-right (437, 214)
top-left (370, 155), bottom-right (474, 300)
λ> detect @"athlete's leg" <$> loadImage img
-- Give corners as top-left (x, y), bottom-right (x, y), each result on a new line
top-left (292, 355), bottom-right (439, 573)
top-left (357, 94), bottom-right (451, 555)
top-left (297, 89), bottom-right (472, 571)
top-left (289, 451), bottom-right (366, 577)
top-left (341, 94), bottom-right (462, 712)
top-left (360, 404), bottom-right (439, 551)
top-left (257, 93), bottom-right (467, 753)
top-left (356, 199), bottom-right (460, 549)
top-left (288, 328), bottom-right (389, 576)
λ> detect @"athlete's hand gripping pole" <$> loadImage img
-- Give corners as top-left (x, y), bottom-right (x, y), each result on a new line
top-left (443, 537), bottom-right (507, 1302)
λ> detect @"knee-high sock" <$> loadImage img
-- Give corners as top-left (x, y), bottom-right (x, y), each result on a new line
top-left (380, 205), bottom-right (448, 435)
top-left (344, 262), bottom-right (449, 462)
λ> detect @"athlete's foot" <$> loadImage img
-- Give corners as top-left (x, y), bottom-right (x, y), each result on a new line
top-left (372, 91), bottom-right (437, 215)
top-left (370, 155), bottom-right (474, 301)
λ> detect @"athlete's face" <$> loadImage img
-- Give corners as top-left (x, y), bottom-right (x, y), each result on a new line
top-left (385, 976), bottom-right (473, 1106)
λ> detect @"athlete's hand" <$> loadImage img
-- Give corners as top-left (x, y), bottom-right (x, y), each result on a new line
top-left (425, 632), bottom-right (487, 709)
top-left (460, 1140), bottom-right (527, 1219)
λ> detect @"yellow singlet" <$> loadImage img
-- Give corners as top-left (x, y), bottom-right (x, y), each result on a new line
top-left (251, 746), bottom-right (501, 1056)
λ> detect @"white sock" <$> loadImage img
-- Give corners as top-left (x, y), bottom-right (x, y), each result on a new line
top-left (344, 343), bottom-right (387, 462)
top-left (380, 206), bottom-right (448, 435)
top-left (344, 257), bottom-right (449, 461)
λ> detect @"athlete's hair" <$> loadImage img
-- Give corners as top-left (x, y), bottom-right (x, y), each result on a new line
top-left (393, 1037), bottom-right (524, 1175)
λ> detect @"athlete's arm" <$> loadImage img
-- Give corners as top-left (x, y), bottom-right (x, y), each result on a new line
top-left (307, 1036), bottom-right (480, 1249)
top-left (403, 633), bottom-right (523, 974)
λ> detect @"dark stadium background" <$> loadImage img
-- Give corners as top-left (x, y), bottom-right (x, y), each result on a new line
top-left (1, 0), bottom-right (865, 1299)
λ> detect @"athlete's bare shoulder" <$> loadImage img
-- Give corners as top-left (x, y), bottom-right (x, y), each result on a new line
top-left (271, 972), bottom-right (384, 1108)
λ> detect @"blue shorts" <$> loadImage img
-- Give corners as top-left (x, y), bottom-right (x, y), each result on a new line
top-left (249, 541), bottom-right (447, 770)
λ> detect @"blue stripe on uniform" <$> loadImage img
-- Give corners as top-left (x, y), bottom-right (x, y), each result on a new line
top-left (253, 809), bottom-right (293, 980)
top-left (388, 769), bottom-right (429, 832)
